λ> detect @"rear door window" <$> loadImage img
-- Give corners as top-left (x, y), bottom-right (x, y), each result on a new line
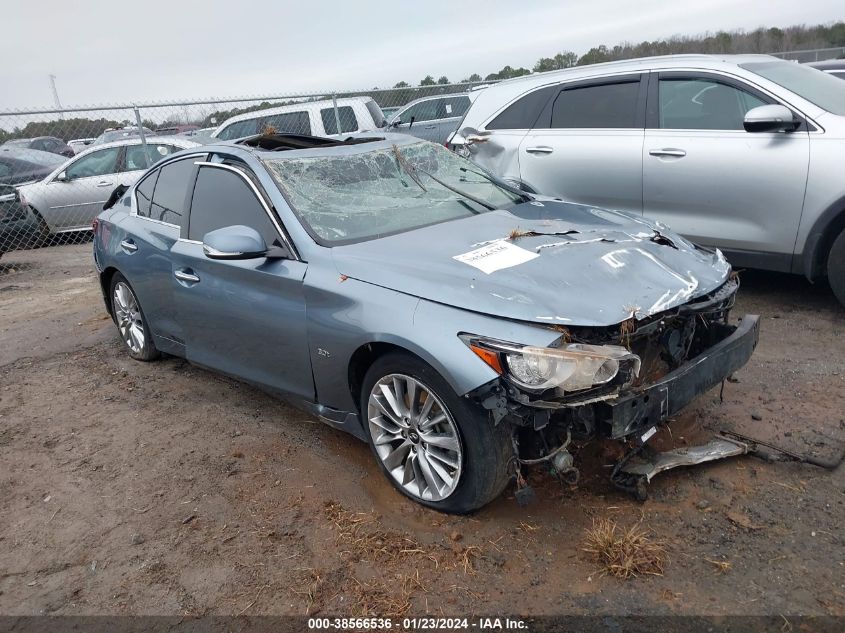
top-left (147, 157), bottom-right (197, 226)
top-left (188, 166), bottom-right (279, 245)
top-left (262, 111), bottom-right (312, 135)
top-left (320, 106), bottom-right (358, 134)
top-left (441, 96), bottom-right (471, 118)
top-left (549, 81), bottom-right (641, 128)
top-left (487, 86), bottom-right (556, 130)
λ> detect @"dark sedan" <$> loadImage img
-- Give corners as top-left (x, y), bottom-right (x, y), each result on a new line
top-left (3, 136), bottom-right (75, 157)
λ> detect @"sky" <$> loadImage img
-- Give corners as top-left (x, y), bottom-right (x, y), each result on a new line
top-left (1, 0), bottom-right (842, 110)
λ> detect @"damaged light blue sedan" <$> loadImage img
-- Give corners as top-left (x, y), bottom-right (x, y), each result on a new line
top-left (93, 133), bottom-right (759, 513)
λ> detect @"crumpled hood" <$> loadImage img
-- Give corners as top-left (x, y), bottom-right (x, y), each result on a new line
top-left (331, 200), bottom-right (731, 327)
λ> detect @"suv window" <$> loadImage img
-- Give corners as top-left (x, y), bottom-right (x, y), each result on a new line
top-left (148, 157), bottom-right (197, 226)
top-left (65, 147), bottom-right (120, 179)
top-left (441, 96), bottom-right (471, 118)
top-left (135, 169), bottom-right (159, 218)
top-left (549, 81), bottom-right (640, 128)
top-left (399, 99), bottom-right (440, 124)
top-left (487, 86), bottom-right (556, 130)
top-left (659, 78), bottom-right (767, 130)
top-left (188, 166), bottom-right (278, 245)
top-left (320, 106), bottom-right (358, 135)
top-left (262, 111), bottom-right (312, 135)
top-left (217, 119), bottom-right (259, 141)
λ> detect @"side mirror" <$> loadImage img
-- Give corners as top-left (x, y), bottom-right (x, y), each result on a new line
top-left (202, 225), bottom-right (268, 260)
top-left (390, 118), bottom-right (401, 128)
top-left (55, 171), bottom-right (68, 182)
top-left (743, 104), bottom-right (799, 133)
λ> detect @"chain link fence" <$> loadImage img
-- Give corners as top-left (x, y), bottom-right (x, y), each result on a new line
top-left (771, 46), bottom-right (845, 62)
top-left (0, 81), bottom-right (493, 260)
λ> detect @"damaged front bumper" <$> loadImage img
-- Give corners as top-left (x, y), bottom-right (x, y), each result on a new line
top-left (601, 314), bottom-right (760, 439)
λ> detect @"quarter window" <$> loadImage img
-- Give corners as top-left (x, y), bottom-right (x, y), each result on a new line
top-left (488, 86), bottom-right (556, 130)
top-left (147, 157), bottom-right (197, 226)
top-left (135, 169), bottom-right (158, 218)
top-left (188, 166), bottom-right (278, 245)
top-left (658, 78), bottom-right (767, 130)
top-left (65, 147), bottom-right (120, 179)
top-left (550, 81), bottom-right (640, 128)
top-left (320, 106), bottom-right (358, 135)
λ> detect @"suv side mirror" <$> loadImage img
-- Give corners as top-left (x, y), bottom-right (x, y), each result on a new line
top-left (743, 105), bottom-right (800, 133)
top-left (202, 225), bottom-right (269, 260)
top-left (390, 118), bottom-right (401, 128)
top-left (55, 171), bottom-right (68, 182)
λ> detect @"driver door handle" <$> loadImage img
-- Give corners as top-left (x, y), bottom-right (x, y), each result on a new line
top-left (525, 146), bottom-right (554, 154)
top-left (174, 269), bottom-right (200, 283)
top-left (96, 180), bottom-right (114, 187)
top-left (424, 124), bottom-right (436, 129)
top-left (649, 148), bottom-right (687, 158)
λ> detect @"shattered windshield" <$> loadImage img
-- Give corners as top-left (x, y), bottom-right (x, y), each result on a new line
top-left (265, 141), bottom-right (523, 244)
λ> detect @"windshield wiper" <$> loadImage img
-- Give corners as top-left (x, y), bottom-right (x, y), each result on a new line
top-left (459, 166), bottom-right (533, 202)
top-left (391, 145), bottom-right (427, 192)
top-left (391, 144), bottom-right (495, 211)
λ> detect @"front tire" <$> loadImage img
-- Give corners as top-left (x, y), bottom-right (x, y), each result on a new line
top-left (109, 273), bottom-right (160, 361)
top-left (361, 352), bottom-right (512, 513)
top-left (828, 227), bottom-right (845, 308)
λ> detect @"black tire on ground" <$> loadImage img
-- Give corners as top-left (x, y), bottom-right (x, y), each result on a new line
top-left (108, 272), bottom-right (160, 362)
top-left (828, 227), bottom-right (845, 308)
top-left (360, 351), bottom-right (512, 513)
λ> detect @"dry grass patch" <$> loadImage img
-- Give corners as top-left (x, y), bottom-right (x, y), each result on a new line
top-left (583, 518), bottom-right (666, 579)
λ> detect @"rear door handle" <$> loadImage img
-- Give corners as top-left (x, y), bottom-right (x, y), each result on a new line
top-left (525, 146), bottom-right (554, 155)
top-left (648, 148), bottom-right (686, 158)
top-left (174, 269), bottom-right (200, 284)
top-left (96, 180), bottom-right (114, 187)
top-left (424, 125), bottom-right (436, 129)
top-left (119, 239), bottom-right (138, 253)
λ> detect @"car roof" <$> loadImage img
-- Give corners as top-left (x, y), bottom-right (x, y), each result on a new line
top-left (807, 59), bottom-right (845, 70)
top-left (0, 146), bottom-right (66, 164)
top-left (214, 96), bottom-right (375, 129)
top-left (195, 131), bottom-right (421, 161)
top-left (73, 136), bottom-right (201, 158)
top-left (398, 91), bottom-right (474, 107)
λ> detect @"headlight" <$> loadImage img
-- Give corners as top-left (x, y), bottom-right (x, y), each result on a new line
top-left (463, 335), bottom-right (640, 392)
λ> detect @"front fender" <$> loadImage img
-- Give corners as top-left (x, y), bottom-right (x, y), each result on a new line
top-left (304, 267), bottom-right (561, 414)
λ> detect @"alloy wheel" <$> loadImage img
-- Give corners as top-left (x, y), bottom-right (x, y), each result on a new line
top-left (112, 281), bottom-right (145, 354)
top-left (367, 373), bottom-right (463, 501)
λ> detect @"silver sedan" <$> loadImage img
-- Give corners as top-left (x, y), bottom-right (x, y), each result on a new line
top-left (17, 137), bottom-right (200, 239)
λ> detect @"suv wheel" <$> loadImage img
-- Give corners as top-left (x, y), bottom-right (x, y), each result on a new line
top-left (361, 352), bottom-right (512, 513)
top-left (110, 273), bottom-right (160, 361)
top-left (828, 227), bottom-right (845, 308)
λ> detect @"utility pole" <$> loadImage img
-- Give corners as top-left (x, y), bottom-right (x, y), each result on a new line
top-left (48, 74), bottom-right (63, 119)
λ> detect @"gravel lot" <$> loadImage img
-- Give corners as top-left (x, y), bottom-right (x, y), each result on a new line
top-left (0, 244), bottom-right (843, 621)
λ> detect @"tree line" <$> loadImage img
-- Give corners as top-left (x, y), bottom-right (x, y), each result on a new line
top-left (2, 21), bottom-right (843, 144)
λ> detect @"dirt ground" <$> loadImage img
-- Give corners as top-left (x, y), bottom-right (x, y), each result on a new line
top-left (0, 243), bottom-right (843, 620)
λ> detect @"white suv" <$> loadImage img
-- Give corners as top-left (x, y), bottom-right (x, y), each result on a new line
top-left (450, 54), bottom-right (845, 306)
top-left (212, 97), bottom-right (387, 141)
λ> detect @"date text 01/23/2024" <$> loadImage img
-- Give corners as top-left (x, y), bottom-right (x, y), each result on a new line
top-left (307, 617), bottom-right (528, 630)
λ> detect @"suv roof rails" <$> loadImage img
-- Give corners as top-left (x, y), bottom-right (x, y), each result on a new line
top-left (237, 133), bottom-right (384, 152)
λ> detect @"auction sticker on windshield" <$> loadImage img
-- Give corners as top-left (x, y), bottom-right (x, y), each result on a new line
top-left (454, 240), bottom-right (539, 274)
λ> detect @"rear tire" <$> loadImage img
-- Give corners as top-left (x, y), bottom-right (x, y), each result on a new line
top-left (828, 228), bottom-right (845, 308)
top-left (29, 209), bottom-right (52, 248)
top-left (360, 351), bottom-right (512, 513)
top-left (109, 272), bottom-right (160, 361)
